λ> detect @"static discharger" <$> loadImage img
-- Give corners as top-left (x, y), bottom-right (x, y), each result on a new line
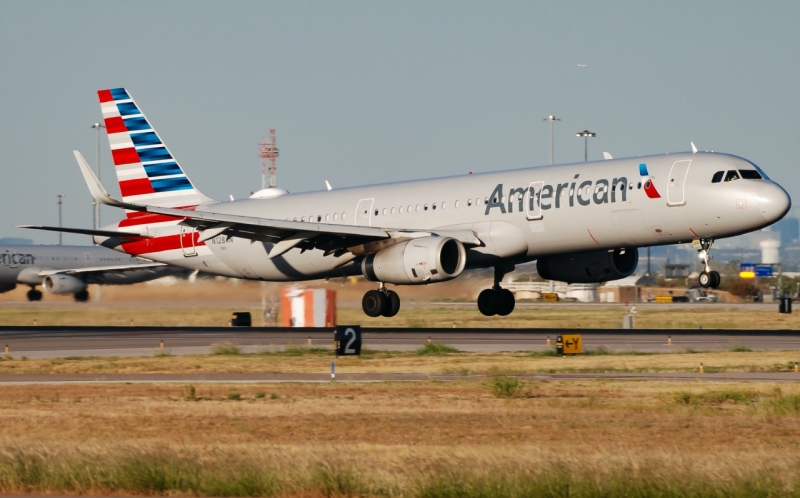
top-left (557, 334), bottom-right (582, 355)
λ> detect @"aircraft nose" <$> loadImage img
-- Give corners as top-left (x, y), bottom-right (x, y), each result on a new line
top-left (757, 182), bottom-right (791, 223)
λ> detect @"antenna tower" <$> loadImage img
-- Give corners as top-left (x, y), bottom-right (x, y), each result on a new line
top-left (259, 130), bottom-right (279, 189)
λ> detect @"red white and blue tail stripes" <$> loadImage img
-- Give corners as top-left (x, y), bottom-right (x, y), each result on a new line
top-left (98, 88), bottom-right (210, 209)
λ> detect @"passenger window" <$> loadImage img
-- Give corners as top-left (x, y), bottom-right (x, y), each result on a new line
top-left (441, 202), bottom-right (445, 209)
top-left (432, 203), bottom-right (437, 210)
top-left (342, 212), bottom-right (346, 220)
top-left (383, 208), bottom-right (387, 215)
top-left (739, 170), bottom-right (762, 180)
top-left (399, 206), bottom-right (404, 214)
top-left (455, 200), bottom-right (460, 208)
top-left (724, 170), bottom-right (740, 182)
top-left (374, 209), bottom-right (379, 216)
top-left (711, 171), bottom-right (724, 183)
top-left (333, 213), bottom-right (338, 221)
top-left (407, 205), bottom-right (412, 213)
top-left (416, 204), bottom-right (420, 212)
top-left (325, 214), bottom-right (330, 221)
top-left (637, 182), bottom-right (642, 189)
top-left (391, 207), bottom-right (395, 214)
top-left (424, 204), bottom-right (428, 211)
top-left (467, 199), bottom-right (472, 206)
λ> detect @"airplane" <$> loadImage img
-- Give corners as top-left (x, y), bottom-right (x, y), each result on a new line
top-left (0, 244), bottom-right (184, 302)
top-left (21, 88), bottom-right (792, 317)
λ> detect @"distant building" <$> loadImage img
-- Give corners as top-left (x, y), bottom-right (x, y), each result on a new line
top-left (775, 217), bottom-right (799, 245)
top-left (0, 237), bottom-right (32, 245)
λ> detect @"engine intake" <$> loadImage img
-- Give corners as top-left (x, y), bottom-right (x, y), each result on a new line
top-left (362, 236), bottom-right (466, 285)
top-left (43, 274), bottom-right (87, 294)
top-left (537, 248), bottom-right (638, 284)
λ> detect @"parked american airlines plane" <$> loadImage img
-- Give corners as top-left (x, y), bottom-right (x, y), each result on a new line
top-left (22, 89), bottom-right (792, 317)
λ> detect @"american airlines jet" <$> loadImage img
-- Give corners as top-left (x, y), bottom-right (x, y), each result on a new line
top-left (22, 89), bottom-right (791, 317)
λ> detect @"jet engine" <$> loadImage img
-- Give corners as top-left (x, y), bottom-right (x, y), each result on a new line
top-left (362, 236), bottom-right (466, 285)
top-left (536, 248), bottom-right (638, 284)
top-left (43, 274), bottom-right (87, 294)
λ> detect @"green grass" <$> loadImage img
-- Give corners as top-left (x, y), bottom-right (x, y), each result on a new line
top-left (226, 392), bottom-right (241, 401)
top-left (210, 342), bottom-right (242, 355)
top-left (730, 345), bottom-right (754, 352)
top-left (486, 375), bottom-right (526, 398)
top-left (416, 343), bottom-right (460, 355)
top-left (0, 449), bottom-right (792, 498)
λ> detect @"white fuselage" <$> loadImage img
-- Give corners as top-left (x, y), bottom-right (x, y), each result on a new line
top-left (94, 152), bottom-right (790, 282)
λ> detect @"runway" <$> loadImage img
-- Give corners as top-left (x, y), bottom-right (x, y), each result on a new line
top-left (0, 326), bottom-right (799, 358)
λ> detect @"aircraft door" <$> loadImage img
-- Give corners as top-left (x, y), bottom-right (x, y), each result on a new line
top-left (355, 198), bottom-right (374, 226)
top-left (667, 160), bottom-right (691, 206)
top-left (180, 226), bottom-right (198, 257)
top-left (5, 249), bottom-right (18, 269)
top-left (526, 181), bottom-right (544, 220)
top-left (83, 252), bottom-right (94, 267)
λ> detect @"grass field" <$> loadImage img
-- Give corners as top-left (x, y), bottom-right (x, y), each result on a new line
top-left (1, 377), bottom-right (800, 496)
top-left (2, 348), bottom-right (800, 375)
top-left (2, 303), bottom-right (800, 329)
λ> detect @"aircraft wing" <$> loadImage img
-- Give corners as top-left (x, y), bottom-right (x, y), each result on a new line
top-left (71, 150), bottom-right (481, 259)
top-left (37, 262), bottom-right (169, 277)
top-left (17, 225), bottom-right (152, 240)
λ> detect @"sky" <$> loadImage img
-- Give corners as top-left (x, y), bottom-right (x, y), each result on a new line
top-left (1, 1), bottom-right (798, 245)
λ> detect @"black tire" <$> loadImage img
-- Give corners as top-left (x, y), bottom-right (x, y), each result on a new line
top-left (74, 289), bottom-right (90, 303)
top-left (362, 290), bottom-right (386, 317)
top-left (698, 271), bottom-right (711, 288)
top-left (382, 290), bottom-right (401, 317)
top-left (477, 289), bottom-right (498, 316)
top-left (709, 271), bottom-right (721, 289)
top-left (496, 289), bottom-right (515, 316)
top-left (26, 289), bottom-right (42, 302)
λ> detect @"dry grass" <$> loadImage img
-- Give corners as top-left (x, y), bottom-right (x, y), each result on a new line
top-left (1, 349), bottom-right (800, 375)
top-left (0, 380), bottom-right (799, 495)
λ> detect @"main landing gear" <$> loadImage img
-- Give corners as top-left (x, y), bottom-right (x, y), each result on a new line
top-left (74, 289), bottom-right (90, 302)
top-left (362, 283), bottom-right (401, 317)
top-left (694, 239), bottom-right (720, 289)
top-left (26, 287), bottom-right (42, 302)
top-left (477, 264), bottom-right (516, 317)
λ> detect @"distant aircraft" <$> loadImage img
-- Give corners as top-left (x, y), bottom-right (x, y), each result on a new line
top-left (22, 88), bottom-right (792, 317)
top-left (0, 244), bottom-right (181, 301)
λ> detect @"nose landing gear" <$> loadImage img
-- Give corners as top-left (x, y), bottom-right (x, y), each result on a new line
top-left (362, 283), bottom-right (400, 317)
top-left (477, 264), bottom-right (516, 317)
top-left (694, 239), bottom-right (720, 288)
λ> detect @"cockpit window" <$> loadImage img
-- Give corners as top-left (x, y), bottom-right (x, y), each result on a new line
top-left (711, 171), bottom-right (724, 183)
top-left (739, 169), bottom-right (763, 180)
top-left (745, 160), bottom-right (770, 180)
top-left (724, 170), bottom-right (740, 182)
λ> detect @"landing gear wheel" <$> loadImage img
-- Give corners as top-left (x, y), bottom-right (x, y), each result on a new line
top-left (477, 289), bottom-right (499, 316)
top-left (709, 271), bottom-right (721, 289)
top-left (362, 290), bottom-right (386, 317)
top-left (496, 289), bottom-right (515, 316)
top-left (698, 271), bottom-right (711, 288)
top-left (26, 289), bottom-right (42, 302)
top-left (382, 290), bottom-right (401, 317)
top-left (74, 289), bottom-right (90, 303)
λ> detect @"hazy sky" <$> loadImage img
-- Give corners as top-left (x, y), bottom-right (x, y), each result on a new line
top-left (1, 1), bottom-right (798, 245)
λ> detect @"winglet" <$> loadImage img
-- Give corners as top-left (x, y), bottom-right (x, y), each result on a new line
top-left (691, 142), bottom-right (698, 154)
top-left (602, 152), bottom-right (613, 160)
top-left (73, 150), bottom-right (128, 208)
top-left (325, 180), bottom-right (333, 191)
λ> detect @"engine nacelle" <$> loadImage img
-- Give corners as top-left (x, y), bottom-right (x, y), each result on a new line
top-left (43, 274), bottom-right (87, 294)
top-left (537, 248), bottom-right (638, 284)
top-left (362, 236), bottom-right (466, 285)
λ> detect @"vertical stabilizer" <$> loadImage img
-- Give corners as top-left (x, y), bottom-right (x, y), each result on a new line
top-left (97, 88), bottom-right (214, 209)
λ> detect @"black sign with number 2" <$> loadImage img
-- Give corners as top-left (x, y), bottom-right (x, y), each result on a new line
top-left (336, 326), bottom-right (362, 356)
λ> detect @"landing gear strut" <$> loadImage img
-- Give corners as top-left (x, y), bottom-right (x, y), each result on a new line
top-left (694, 239), bottom-right (720, 289)
top-left (477, 264), bottom-right (516, 317)
top-left (26, 288), bottom-right (42, 302)
top-left (362, 283), bottom-right (400, 317)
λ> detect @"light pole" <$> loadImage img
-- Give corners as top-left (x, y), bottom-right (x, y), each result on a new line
top-left (91, 123), bottom-right (105, 229)
top-left (575, 130), bottom-right (596, 162)
top-left (542, 115), bottom-right (561, 165)
top-left (55, 194), bottom-right (66, 245)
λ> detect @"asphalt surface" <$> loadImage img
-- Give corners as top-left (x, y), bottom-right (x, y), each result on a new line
top-left (0, 326), bottom-right (799, 358)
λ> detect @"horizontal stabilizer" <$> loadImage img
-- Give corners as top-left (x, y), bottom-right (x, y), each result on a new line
top-left (17, 225), bottom-right (152, 239)
top-left (38, 262), bottom-right (166, 276)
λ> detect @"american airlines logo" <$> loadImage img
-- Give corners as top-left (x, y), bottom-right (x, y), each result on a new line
top-left (485, 165), bottom-right (660, 215)
top-left (0, 252), bottom-right (35, 265)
